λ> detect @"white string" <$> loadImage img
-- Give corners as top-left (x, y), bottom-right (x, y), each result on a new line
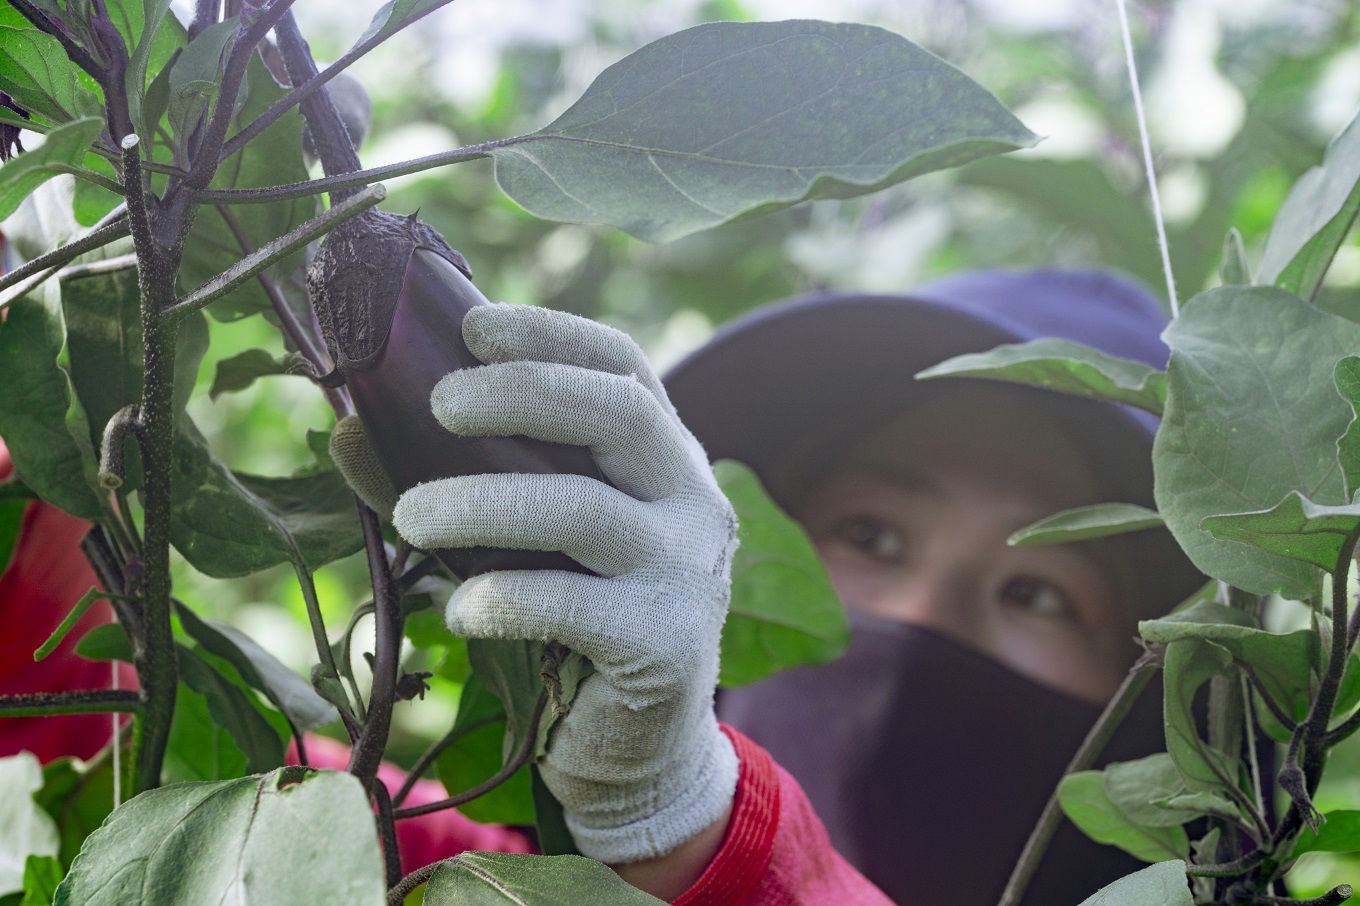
top-left (1115, 0), bottom-right (1179, 318)
top-left (111, 658), bottom-right (121, 808)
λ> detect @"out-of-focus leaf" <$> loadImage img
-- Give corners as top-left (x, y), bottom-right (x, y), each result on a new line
top-left (54, 769), bottom-right (385, 904)
top-left (1008, 503), bottom-right (1164, 547)
top-left (1201, 491), bottom-right (1360, 573)
top-left (208, 348), bottom-right (293, 400)
top-left (530, 766), bottom-right (577, 857)
top-left (0, 497), bottom-right (24, 573)
top-left (1291, 810), bottom-right (1360, 858)
top-left (491, 20), bottom-right (1035, 243)
top-left (70, 155), bottom-right (121, 227)
top-left (1154, 286), bottom-right (1360, 598)
top-left (34, 758), bottom-right (127, 870)
top-left (0, 754), bottom-right (59, 897)
top-left (1333, 356), bottom-right (1360, 499)
top-left (1058, 771), bottom-right (1189, 863)
top-left (0, 28), bottom-right (102, 124)
top-left (1220, 227), bottom-right (1250, 285)
top-left (405, 609), bottom-right (470, 683)
top-left (918, 338), bottom-right (1166, 415)
top-left (19, 854), bottom-right (61, 906)
top-left (1259, 107), bottom-right (1360, 301)
top-left (174, 601), bottom-right (337, 730)
top-left (422, 851), bottom-right (666, 905)
top-left (353, 0), bottom-right (454, 47)
top-left (1075, 861), bottom-right (1192, 906)
top-left (1104, 754), bottom-right (1214, 828)
top-left (169, 420), bottom-right (364, 578)
top-left (74, 622), bottom-right (133, 663)
top-left (714, 459), bottom-right (848, 687)
top-left (0, 117), bottom-right (103, 222)
top-left (179, 52), bottom-right (315, 321)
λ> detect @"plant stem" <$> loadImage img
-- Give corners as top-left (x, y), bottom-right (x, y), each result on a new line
top-left (1247, 888), bottom-right (1353, 906)
top-left (166, 184), bottom-right (385, 317)
top-left (371, 779), bottom-right (402, 888)
top-left (387, 862), bottom-right (441, 904)
top-left (274, 12), bottom-right (362, 203)
top-left (0, 219), bottom-right (131, 298)
top-left (0, 690), bottom-right (141, 716)
top-left (996, 649), bottom-right (1162, 906)
top-left (394, 693), bottom-right (547, 820)
top-left (291, 561), bottom-right (343, 683)
top-left (346, 502), bottom-right (404, 787)
top-left (392, 714), bottom-right (501, 808)
top-left (49, 164), bottom-right (126, 197)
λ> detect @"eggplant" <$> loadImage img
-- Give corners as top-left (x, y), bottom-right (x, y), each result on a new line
top-left (309, 210), bottom-right (606, 578)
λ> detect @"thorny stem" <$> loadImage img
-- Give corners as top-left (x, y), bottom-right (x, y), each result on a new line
top-left (394, 693), bottom-right (549, 820)
top-left (346, 502), bottom-right (405, 787)
top-left (996, 648), bottom-right (1162, 906)
top-left (392, 714), bottom-right (502, 808)
top-left (0, 219), bottom-right (131, 299)
top-left (0, 690), bottom-right (141, 716)
top-left (387, 861), bottom-right (441, 904)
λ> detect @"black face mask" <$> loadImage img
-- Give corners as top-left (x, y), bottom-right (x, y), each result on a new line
top-left (716, 612), bottom-right (1164, 906)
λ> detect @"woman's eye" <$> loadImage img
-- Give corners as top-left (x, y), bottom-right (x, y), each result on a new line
top-left (835, 515), bottom-right (904, 563)
top-left (1000, 576), bottom-right (1075, 620)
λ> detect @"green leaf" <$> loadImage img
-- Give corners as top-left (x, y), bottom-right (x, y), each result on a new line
top-left (0, 496), bottom-right (24, 573)
top-left (468, 639), bottom-right (589, 764)
top-left (1259, 106), bottom-right (1360, 301)
top-left (405, 609), bottom-right (470, 684)
top-left (422, 851), bottom-right (666, 905)
top-left (164, 18), bottom-right (234, 156)
top-left (434, 675), bottom-right (533, 825)
top-left (0, 28), bottom-right (101, 124)
top-left (34, 758), bottom-right (127, 870)
top-left (491, 20), bottom-right (1035, 243)
top-left (0, 754), bottom-right (59, 897)
top-left (19, 854), bottom-right (61, 906)
top-left (208, 348), bottom-right (294, 400)
top-left (174, 601), bottom-right (338, 730)
top-left (917, 338), bottom-right (1167, 415)
top-left (0, 117), bottom-right (103, 223)
top-left (1076, 861), bottom-right (1192, 906)
top-left (1291, 810), bottom-right (1360, 858)
top-left (73, 622), bottom-right (132, 663)
top-left (353, 0), bottom-right (453, 47)
top-left (70, 154), bottom-right (121, 226)
top-left (1009, 503), bottom-right (1164, 547)
top-left (1153, 286), bottom-right (1360, 598)
top-left (180, 644), bottom-right (286, 774)
top-left (714, 459), bottom-right (849, 687)
top-left (163, 679), bottom-right (248, 784)
top-left (122, 0), bottom-right (178, 140)
top-left (1201, 491), bottom-right (1360, 573)
top-left (1333, 356), bottom-right (1360, 499)
top-left (1220, 227), bottom-right (1250, 286)
top-left (54, 769), bottom-right (386, 904)
top-left (1104, 754), bottom-right (1222, 828)
top-left (1160, 639), bottom-right (1240, 794)
top-left (169, 420), bottom-right (365, 578)
top-left (1335, 655), bottom-right (1360, 718)
top-left (1058, 771), bottom-right (1189, 863)
top-left (178, 51), bottom-right (315, 321)
top-left (529, 766), bottom-right (577, 857)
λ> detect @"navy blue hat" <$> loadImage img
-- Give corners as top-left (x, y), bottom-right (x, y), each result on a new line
top-left (663, 268), bottom-right (1204, 617)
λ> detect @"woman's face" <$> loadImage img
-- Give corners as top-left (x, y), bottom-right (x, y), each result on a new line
top-left (796, 386), bottom-right (1137, 703)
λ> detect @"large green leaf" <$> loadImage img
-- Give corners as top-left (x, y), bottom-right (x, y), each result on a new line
top-left (917, 338), bottom-right (1167, 415)
top-left (169, 420), bottom-right (365, 578)
top-left (54, 769), bottom-right (385, 905)
top-left (1057, 771), bottom-right (1189, 863)
top-left (0, 28), bottom-right (102, 124)
top-left (491, 20), bottom-right (1035, 243)
top-left (423, 852), bottom-right (665, 905)
top-left (1291, 810), bottom-right (1360, 859)
top-left (434, 675), bottom-right (534, 826)
top-left (1153, 286), bottom-right (1360, 598)
top-left (1334, 356), bottom-right (1360, 498)
top-left (0, 284), bottom-right (101, 519)
top-left (1075, 861), bottom-right (1192, 906)
top-left (1008, 503), bottom-right (1164, 547)
top-left (163, 679), bottom-right (248, 784)
top-left (0, 754), bottom-right (59, 898)
top-left (174, 601), bottom-right (338, 731)
top-left (0, 118), bottom-right (104, 222)
top-left (714, 459), bottom-right (848, 687)
top-left (1160, 638), bottom-right (1240, 794)
top-left (1201, 491), bottom-right (1360, 573)
top-left (177, 645), bottom-right (286, 774)
top-left (1259, 107), bottom-right (1360, 301)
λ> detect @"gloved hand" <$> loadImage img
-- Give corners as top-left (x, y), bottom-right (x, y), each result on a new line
top-left (352, 302), bottom-right (740, 864)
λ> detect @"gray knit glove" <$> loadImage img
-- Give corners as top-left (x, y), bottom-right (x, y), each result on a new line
top-left (392, 303), bottom-right (740, 864)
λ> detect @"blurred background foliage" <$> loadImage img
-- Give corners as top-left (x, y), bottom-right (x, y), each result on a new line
top-left (143, 0), bottom-right (1359, 893)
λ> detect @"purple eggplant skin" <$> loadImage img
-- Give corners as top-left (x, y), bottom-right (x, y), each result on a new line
top-left (309, 211), bottom-right (606, 578)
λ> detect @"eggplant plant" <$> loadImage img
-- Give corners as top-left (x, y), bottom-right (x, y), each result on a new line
top-left (0, 1), bottom-right (1041, 902)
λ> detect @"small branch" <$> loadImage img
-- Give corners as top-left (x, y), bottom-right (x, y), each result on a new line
top-left (0, 219), bottom-right (131, 298)
top-left (274, 12), bottom-right (362, 203)
top-left (387, 862), bottom-right (440, 904)
top-left (291, 560), bottom-right (342, 682)
top-left (50, 164), bottom-right (126, 197)
top-left (98, 405), bottom-right (143, 490)
top-left (392, 714), bottom-right (501, 807)
top-left (371, 779), bottom-right (402, 888)
top-left (165, 184), bottom-right (385, 318)
top-left (997, 648), bottom-right (1162, 906)
top-left (394, 693), bottom-right (547, 820)
top-left (346, 501), bottom-right (404, 786)
top-left (338, 601), bottom-right (375, 722)
top-left (397, 555), bottom-right (444, 594)
top-left (1246, 887), bottom-right (1353, 906)
top-left (0, 690), bottom-right (141, 716)
top-left (195, 139), bottom-right (515, 204)
top-left (1185, 849), bottom-right (1266, 878)
top-left (188, 0), bottom-right (220, 40)
top-left (33, 586), bottom-right (131, 661)
top-left (59, 253), bottom-right (140, 282)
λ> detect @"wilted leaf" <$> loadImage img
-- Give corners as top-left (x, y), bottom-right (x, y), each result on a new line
top-left (1058, 771), bottom-right (1189, 863)
top-left (1076, 860), bottom-right (1192, 906)
top-left (1009, 503), bottom-right (1164, 547)
top-left (918, 338), bottom-right (1166, 415)
top-left (714, 459), bottom-right (848, 687)
top-left (0, 754), bottom-right (59, 897)
top-left (1201, 491), bottom-right (1360, 573)
top-left (1153, 286), bottom-right (1360, 598)
top-left (54, 769), bottom-right (385, 904)
top-left (0, 117), bottom-right (103, 224)
top-left (1259, 107), bottom-right (1360, 301)
top-left (423, 851), bottom-right (665, 905)
top-left (491, 20), bottom-right (1035, 242)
